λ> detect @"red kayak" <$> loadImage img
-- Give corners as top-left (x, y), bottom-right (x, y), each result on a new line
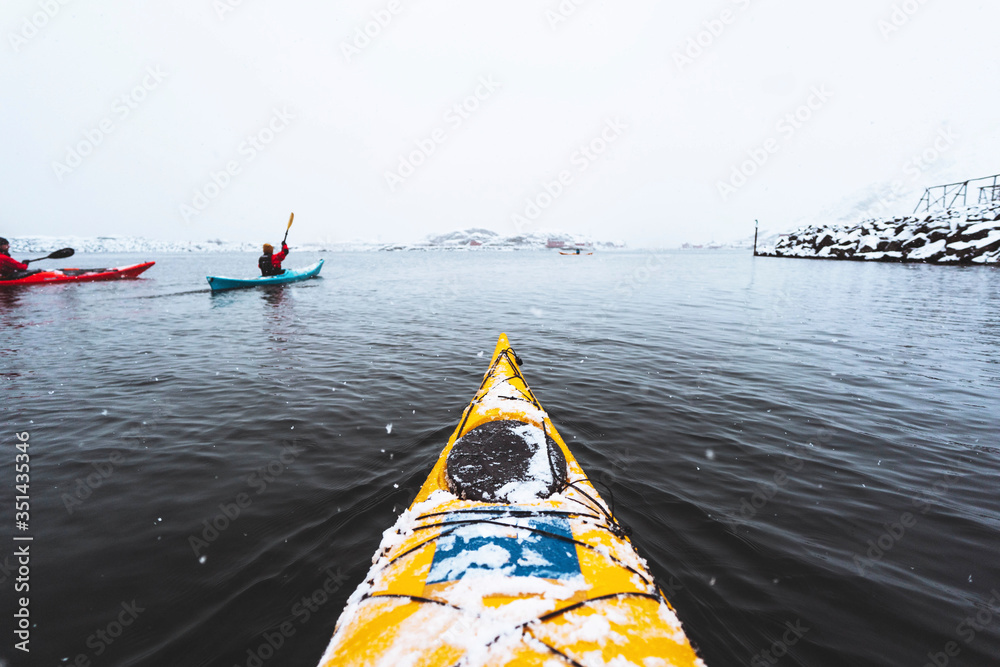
top-left (0, 261), bottom-right (155, 286)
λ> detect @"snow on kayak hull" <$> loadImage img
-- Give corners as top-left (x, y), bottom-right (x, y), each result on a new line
top-left (206, 259), bottom-right (324, 291)
top-left (317, 333), bottom-right (706, 667)
top-left (0, 261), bottom-right (155, 286)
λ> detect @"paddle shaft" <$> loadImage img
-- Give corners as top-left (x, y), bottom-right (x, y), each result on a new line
top-left (24, 248), bottom-right (74, 264)
top-left (281, 212), bottom-right (294, 246)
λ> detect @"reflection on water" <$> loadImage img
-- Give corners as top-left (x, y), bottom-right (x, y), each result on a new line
top-left (0, 286), bottom-right (24, 312)
top-left (263, 285), bottom-right (294, 348)
top-left (2, 251), bottom-right (998, 667)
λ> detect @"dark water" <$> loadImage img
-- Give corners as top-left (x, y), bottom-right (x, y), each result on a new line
top-left (2, 250), bottom-right (999, 667)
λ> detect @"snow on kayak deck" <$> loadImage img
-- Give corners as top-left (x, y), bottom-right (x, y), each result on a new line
top-left (491, 423), bottom-right (555, 504)
top-left (317, 486), bottom-right (704, 667)
top-left (317, 336), bottom-right (705, 666)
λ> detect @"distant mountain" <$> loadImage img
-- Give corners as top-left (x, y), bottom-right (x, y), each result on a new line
top-left (425, 228), bottom-right (501, 246)
top-left (6, 229), bottom-right (626, 254)
top-left (380, 228), bottom-right (626, 251)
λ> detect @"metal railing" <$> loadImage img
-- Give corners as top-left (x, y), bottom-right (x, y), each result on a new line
top-left (979, 183), bottom-right (1000, 205)
top-left (914, 173), bottom-right (1000, 213)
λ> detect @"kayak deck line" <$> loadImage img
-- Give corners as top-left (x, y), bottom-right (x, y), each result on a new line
top-left (317, 333), bottom-right (706, 667)
top-left (359, 589), bottom-right (668, 665)
top-left (371, 506), bottom-right (657, 586)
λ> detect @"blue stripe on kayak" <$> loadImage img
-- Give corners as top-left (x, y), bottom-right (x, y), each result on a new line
top-left (426, 513), bottom-right (581, 583)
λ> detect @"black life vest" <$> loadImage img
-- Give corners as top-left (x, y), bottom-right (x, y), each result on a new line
top-left (259, 254), bottom-right (282, 277)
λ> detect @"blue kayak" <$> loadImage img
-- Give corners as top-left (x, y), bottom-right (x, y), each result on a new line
top-left (206, 259), bottom-right (324, 291)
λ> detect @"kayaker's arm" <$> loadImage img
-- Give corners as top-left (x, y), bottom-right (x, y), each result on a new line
top-left (273, 243), bottom-right (289, 263)
top-left (2, 256), bottom-right (28, 270)
top-left (0, 254), bottom-right (28, 277)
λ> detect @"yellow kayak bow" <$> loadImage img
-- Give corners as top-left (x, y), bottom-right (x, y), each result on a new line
top-left (318, 334), bottom-right (705, 667)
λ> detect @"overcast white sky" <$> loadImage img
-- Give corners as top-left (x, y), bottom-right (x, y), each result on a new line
top-left (2, 1), bottom-right (998, 247)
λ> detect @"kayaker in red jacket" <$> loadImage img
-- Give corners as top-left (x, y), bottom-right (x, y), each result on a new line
top-left (258, 242), bottom-right (289, 277)
top-left (0, 238), bottom-right (29, 279)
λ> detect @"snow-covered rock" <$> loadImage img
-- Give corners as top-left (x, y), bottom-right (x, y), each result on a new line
top-left (759, 202), bottom-right (1000, 264)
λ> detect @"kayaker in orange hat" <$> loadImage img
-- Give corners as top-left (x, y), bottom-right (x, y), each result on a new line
top-left (258, 241), bottom-right (289, 277)
top-left (0, 238), bottom-right (29, 279)
top-left (258, 213), bottom-right (295, 277)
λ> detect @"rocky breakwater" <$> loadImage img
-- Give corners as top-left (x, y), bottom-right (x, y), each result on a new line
top-left (762, 202), bottom-right (1000, 264)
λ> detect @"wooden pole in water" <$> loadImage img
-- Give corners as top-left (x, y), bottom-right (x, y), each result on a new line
top-left (753, 220), bottom-right (759, 256)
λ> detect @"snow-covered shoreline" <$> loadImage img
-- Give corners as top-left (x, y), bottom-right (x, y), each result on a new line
top-left (7, 229), bottom-right (624, 254)
top-left (378, 228), bottom-right (623, 251)
top-left (759, 203), bottom-right (1000, 264)
top-left (7, 236), bottom-right (260, 254)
